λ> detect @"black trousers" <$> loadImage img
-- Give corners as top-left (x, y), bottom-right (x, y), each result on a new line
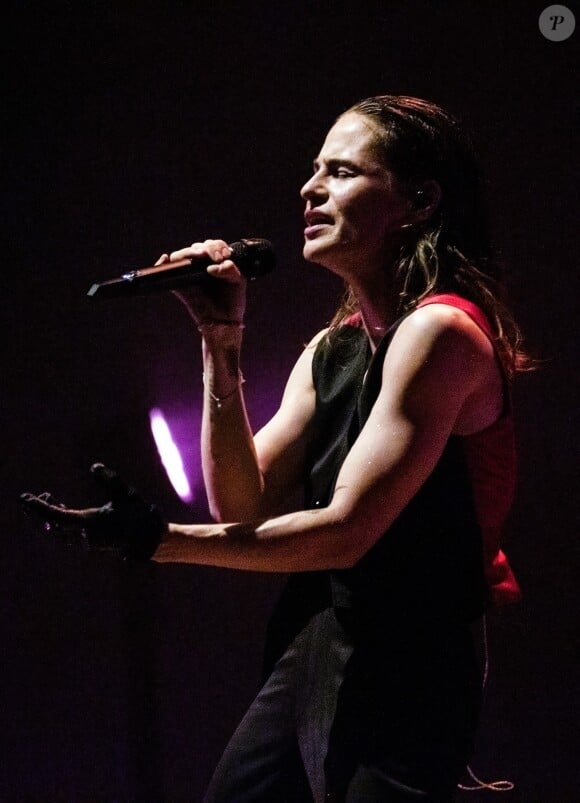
top-left (203, 609), bottom-right (479, 803)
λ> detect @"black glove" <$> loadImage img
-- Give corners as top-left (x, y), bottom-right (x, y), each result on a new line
top-left (20, 463), bottom-right (165, 560)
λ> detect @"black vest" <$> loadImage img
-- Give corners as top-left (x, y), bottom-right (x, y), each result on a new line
top-left (263, 321), bottom-right (486, 672)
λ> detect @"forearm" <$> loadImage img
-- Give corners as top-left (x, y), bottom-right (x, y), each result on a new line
top-left (200, 326), bottom-right (265, 521)
top-left (152, 505), bottom-right (355, 572)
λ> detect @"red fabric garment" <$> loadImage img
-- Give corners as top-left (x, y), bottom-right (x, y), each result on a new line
top-left (417, 294), bottom-right (521, 604)
top-left (343, 295), bottom-right (521, 605)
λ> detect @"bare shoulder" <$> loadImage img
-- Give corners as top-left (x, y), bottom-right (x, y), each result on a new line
top-left (283, 327), bottom-right (329, 386)
top-left (305, 327), bottom-right (330, 350)
top-left (400, 302), bottom-right (492, 344)
top-left (392, 303), bottom-right (496, 366)
top-left (388, 303), bottom-right (502, 433)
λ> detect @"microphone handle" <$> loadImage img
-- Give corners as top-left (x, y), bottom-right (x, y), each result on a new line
top-left (87, 259), bottom-right (208, 298)
top-left (87, 238), bottom-right (274, 299)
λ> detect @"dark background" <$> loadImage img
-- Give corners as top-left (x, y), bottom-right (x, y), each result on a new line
top-left (2, 1), bottom-right (579, 800)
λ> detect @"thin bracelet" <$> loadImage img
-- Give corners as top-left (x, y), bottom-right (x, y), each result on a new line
top-left (202, 371), bottom-right (246, 409)
top-left (197, 320), bottom-right (245, 332)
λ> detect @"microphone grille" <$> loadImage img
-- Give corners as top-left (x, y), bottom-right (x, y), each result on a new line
top-left (231, 238), bottom-right (275, 279)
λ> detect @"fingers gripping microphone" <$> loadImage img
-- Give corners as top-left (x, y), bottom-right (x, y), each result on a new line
top-left (87, 238), bottom-right (275, 299)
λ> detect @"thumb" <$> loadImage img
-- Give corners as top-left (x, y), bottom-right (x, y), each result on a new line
top-left (90, 463), bottom-right (135, 503)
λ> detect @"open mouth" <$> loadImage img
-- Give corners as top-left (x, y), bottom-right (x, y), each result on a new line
top-left (304, 212), bottom-right (333, 237)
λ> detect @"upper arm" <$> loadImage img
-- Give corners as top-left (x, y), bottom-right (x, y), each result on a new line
top-left (253, 329), bottom-right (326, 513)
top-left (328, 306), bottom-right (497, 566)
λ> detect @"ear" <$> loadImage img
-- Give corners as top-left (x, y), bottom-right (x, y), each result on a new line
top-left (410, 179), bottom-right (442, 222)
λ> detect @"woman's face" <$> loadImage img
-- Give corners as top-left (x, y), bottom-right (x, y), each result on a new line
top-left (300, 112), bottom-right (411, 279)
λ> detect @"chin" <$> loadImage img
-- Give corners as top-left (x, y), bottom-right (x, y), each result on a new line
top-left (304, 254), bottom-right (349, 282)
top-left (303, 242), bottom-right (318, 263)
top-left (303, 238), bottom-right (333, 266)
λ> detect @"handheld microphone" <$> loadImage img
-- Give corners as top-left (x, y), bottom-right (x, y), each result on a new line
top-left (87, 238), bottom-right (275, 299)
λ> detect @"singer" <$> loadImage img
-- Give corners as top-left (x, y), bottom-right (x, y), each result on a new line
top-left (22, 96), bottom-right (527, 802)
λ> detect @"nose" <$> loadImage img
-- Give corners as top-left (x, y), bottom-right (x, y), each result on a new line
top-left (300, 169), bottom-right (325, 203)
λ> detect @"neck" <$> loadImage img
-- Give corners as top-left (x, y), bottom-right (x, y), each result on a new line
top-left (349, 272), bottom-right (399, 351)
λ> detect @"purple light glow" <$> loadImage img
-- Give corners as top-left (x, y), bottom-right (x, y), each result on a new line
top-left (149, 408), bottom-right (193, 502)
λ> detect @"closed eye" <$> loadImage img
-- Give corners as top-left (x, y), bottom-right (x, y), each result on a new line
top-left (311, 159), bottom-right (360, 179)
top-left (334, 167), bottom-right (355, 178)
top-left (328, 160), bottom-right (359, 178)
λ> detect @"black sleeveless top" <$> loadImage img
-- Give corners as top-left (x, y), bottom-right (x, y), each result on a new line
top-left (263, 316), bottom-right (488, 673)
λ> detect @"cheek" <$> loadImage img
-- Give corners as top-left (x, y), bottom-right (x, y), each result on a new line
top-left (347, 200), bottom-right (397, 243)
top-left (339, 193), bottom-right (381, 233)
top-left (366, 193), bottom-right (409, 237)
top-left (335, 183), bottom-right (409, 243)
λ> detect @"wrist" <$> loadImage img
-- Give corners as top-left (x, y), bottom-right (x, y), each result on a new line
top-left (200, 322), bottom-right (245, 361)
top-left (198, 320), bottom-right (245, 342)
top-left (202, 331), bottom-right (242, 383)
top-left (203, 370), bottom-right (245, 409)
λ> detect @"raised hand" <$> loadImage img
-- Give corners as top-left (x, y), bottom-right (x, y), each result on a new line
top-left (155, 238), bottom-right (247, 325)
top-left (20, 463), bottom-right (166, 560)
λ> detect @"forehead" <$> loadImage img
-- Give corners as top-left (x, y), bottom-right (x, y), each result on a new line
top-left (317, 112), bottom-right (384, 165)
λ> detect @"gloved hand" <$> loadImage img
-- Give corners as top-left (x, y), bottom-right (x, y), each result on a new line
top-left (20, 463), bottom-right (166, 560)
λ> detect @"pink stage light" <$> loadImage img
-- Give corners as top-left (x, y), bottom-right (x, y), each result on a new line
top-left (149, 408), bottom-right (193, 502)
